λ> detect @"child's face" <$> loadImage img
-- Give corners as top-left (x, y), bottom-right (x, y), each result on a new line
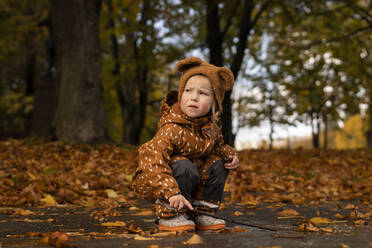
top-left (180, 75), bottom-right (214, 118)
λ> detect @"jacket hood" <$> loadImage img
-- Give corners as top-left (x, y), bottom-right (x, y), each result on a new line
top-left (158, 90), bottom-right (210, 129)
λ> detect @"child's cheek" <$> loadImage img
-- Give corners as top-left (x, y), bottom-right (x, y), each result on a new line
top-left (200, 101), bottom-right (211, 113)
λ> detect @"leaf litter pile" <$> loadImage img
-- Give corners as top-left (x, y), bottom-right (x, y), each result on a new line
top-left (1, 139), bottom-right (372, 246)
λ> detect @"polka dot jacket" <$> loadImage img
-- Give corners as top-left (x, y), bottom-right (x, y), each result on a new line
top-left (132, 90), bottom-right (237, 205)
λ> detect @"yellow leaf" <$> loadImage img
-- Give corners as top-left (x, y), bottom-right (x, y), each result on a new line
top-left (101, 221), bottom-right (126, 227)
top-left (28, 173), bottom-right (36, 180)
top-left (147, 245), bottom-right (160, 248)
top-left (335, 213), bottom-right (345, 219)
top-left (40, 194), bottom-right (57, 206)
top-left (310, 217), bottom-right (331, 225)
top-left (277, 209), bottom-right (299, 217)
top-left (233, 211), bottom-right (243, 216)
top-left (320, 227), bottom-right (333, 233)
top-left (344, 203), bottom-right (356, 210)
top-left (134, 235), bottom-right (158, 240)
top-left (129, 206), bottom-right (140, 211)
top-left (353, 220), bottom-right (365, 226)
top-left (183, 234), bottom-right (203, 245)
top-left (16, 209), bottom-right (36, 215)
top-left (151, 231), bottom-right (177, 237)
top-left (105, 189), bottom-right (118, 199)
top-left (132, 210), bottom-right (153, 216)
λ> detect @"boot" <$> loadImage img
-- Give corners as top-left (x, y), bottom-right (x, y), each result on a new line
top-left (195, 214), bottom-right (225, 230)
top-left (158, 214), bottom-right (195, 232)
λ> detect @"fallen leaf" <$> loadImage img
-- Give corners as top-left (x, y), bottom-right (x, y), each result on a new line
top-left (277, 209), bottom-right (299, 217)
top-left (143, 219), bottom-right (156, 223)
top-left (310, 217), bottom-right (331, 225)
top-left (132, 210), bottom-right (153, 216)
top-left (105, 189), bottom-right (118, 199)
top-left (320, 227), bottom-right (333, 233)
top-left (129, 206), bottom-right (140, 211)
top-left (101, 221), bottom-right (126, 227)
top-left (7, 232), bottom-right (43, 238)
top-left (183, 234), bottom-right (203, 245)
top-left (151, 231), bottom-right (177, 237)
top-left (296, 223), bottom-right (319, 232)
top-left (46, 231), bottom-right (69, 248)
top-left (133, 235), bottom-right (158, 240)
top-left (233, 211), bottom-right (243, 216)
top-left (344, 204), bottom-right (356, 210)
top-left (353, 220), bottom-right (365, 226)
top-left (127, 221), bottom-right (143, 234)
top-left (147, 245), bottom-right (159, 248)
top-left (40, 194), bottom-right (58, 206)
top-left (340, 244), bottom-right (350, 248)
top-left (335, 213), bottom-right (345, 219)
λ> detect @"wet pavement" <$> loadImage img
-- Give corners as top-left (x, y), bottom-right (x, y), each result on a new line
top-left (1, 200), bottom-right (372, 248)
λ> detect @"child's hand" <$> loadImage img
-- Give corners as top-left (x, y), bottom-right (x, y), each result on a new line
top-left (224, 155), bottom-right (239, 170)
top-left (169, 194), bottom-right (194, 210)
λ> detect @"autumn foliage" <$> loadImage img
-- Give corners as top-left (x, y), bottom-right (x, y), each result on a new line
top-left (1, 139), bottom-right (372, 208)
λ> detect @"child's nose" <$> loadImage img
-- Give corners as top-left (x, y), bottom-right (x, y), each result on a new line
top-left (191, 91), bottom-right (199, 101)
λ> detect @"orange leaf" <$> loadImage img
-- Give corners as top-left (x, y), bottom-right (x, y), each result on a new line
top-left (277, 209), bottom-right (299, 217)
top-left (132, 210), bottom-right (153, 216)
top-left (233, 211), bottom-right (243, 216)
top-left (183, 234), bottom-right (203, 245)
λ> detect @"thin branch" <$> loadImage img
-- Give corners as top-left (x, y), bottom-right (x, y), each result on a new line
top-left (221, 0), bottom-right (240, 39)
top-left (299, 25), bottom-right (372, 49)
top-left (251, 0), bottom-right (272, 28)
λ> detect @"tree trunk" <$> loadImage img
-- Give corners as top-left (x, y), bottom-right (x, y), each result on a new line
top-left (367, 91), bottom-right (372, 148)
top-left (323, 114), bottom-right (328, 149)
top-left (51, 0), bottom-right (107, 143)
top-left (311, 112), bottom-right (320, 148)
top-left (30, 13), bottom-right (58, 137)
top-left (25, 53), bottom-right (36, 133)
top-left (269, 118), bottom-right (274, 150)
top-left (206, 0), bottom-right (268, 146)
top-left (114, 0), bottom-right (150, 145)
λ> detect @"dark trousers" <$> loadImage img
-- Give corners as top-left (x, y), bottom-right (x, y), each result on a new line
top-left (170, 159), bottom-right (229, 202)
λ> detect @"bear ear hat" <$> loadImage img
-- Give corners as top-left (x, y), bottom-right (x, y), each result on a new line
top-left (218, 67), bottom-right (234, 91)
top-left (176, 57), bottom-right (202, 72)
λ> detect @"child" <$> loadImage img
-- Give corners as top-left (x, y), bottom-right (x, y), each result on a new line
top-left (132, 57), bottom-right (239, 232)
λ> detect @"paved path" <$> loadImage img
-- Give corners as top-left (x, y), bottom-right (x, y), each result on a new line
top-left (1, 200), bottom-right (372, 248)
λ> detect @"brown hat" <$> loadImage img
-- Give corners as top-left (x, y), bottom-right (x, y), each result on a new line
top-left (176, 57), bottom-right (234, 115)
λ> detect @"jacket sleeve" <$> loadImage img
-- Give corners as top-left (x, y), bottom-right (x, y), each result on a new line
top-left (132, 124), bottom-right (180, 201)
top-left (212, 129), bottom-right (238, 161)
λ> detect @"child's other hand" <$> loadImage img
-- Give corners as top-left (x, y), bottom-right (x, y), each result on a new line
top-left (225, 155), bottom-right (239, 170)
top-left (169, 194), bottom-right (194, 210)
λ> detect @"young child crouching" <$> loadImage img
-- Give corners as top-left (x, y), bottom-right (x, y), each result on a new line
top-left (132, 57), bottom-right (239, 231)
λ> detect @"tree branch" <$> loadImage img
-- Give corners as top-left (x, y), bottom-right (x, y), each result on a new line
top-left (221, 0), bottom-right (240, 39)
top-left (251, 0), bottom-right (272, 27)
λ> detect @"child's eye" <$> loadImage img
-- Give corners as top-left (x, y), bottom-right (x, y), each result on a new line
top-left (185, 89), bottom-right (191, 92)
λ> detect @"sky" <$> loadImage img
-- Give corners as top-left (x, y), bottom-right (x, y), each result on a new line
top-left (235, 123), bottom-right (313, 150)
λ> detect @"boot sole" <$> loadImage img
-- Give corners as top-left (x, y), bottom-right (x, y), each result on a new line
top-left (158, 224), bottom-right (195, 232)
top-left (196, 223), bottom-right (226, 230)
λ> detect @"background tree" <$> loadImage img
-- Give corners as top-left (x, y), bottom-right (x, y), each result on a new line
top-left (100, 0), bottom-right (198, 145)
top-left (202, 0), bottom-right (272, 146)
top-left (50, 0), bottom-right (107, 143)
top-left (0, 0), bottom-right (49, 138)
top-left (249, 0), bottom-right (371, 148)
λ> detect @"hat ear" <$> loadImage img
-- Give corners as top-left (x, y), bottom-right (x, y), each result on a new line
top-left (218, 68), bottom-right (234, 91)
top-left (176, 57), bottom-right (202, 72)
